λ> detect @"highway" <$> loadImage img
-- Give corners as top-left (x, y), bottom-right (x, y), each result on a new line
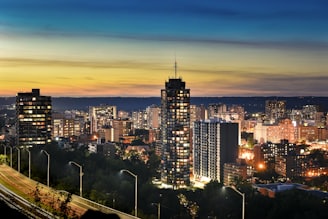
top-left (0, 164), bottom-right (139, 219)
top-left (0, 183), bottom-right (56, 218)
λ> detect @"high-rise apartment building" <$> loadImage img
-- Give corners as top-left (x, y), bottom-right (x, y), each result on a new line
top-left (131, 110), bottom-right (147, 129)
top-left (16, 89), bottom-right (52, 147)
top-left (161, 77), bottom-right (190, 189)
top-left (193, 118), bottom-right (239, 183)
top-left (265, 100), bottom-right (286, 123)
top-left (52, 111), bottom-right (85, 139)
top-left (208, 103), bottom-right (227, 118)
top-left (146, 104), bottom-right (161, 129)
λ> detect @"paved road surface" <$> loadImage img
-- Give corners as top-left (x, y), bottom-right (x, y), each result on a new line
top-left (0, 164), bottom-right (139, 219)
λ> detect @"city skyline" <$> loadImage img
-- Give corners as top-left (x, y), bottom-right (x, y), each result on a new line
top-left (1, 0), bottom-right (328, 97)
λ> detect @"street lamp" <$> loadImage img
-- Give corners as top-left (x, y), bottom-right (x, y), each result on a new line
top-left (3, 145), bottom-right (7, 164)
top-left (26, 149), bottom-right (31, 178)
top-left (151, 203), bottom-right (161, 219)
top-left (15, 147), bottom-right (20, 172)
top-left (151, 194), bottom-right (161, 219)
top-left (223, 186), bottom-right (245, 219)
top-left (120, 169), bottom-right (138, 217)
top-left (68, 161), bottom-right (83, 197)
top-left (41, 150), bottom-right (50, 187)
top-left (9, 146), bottom-right (12, 168)
top-left (4, 146), bottom-right (12, 167)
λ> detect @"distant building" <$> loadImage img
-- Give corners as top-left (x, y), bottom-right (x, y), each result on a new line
top-left (132, 105), bottom-right (161, 130)
top-left (207, 103), bottom-right (227, 119)
top-left (223, 159), bottom-right (249, 186)
top-left (131, 110), bottom-right (147, 129)
top-left (254, 183), bottom-right (309, 198)
top-left (160, 75), bottom-right (191, 189)
top-left (89, 105), bottom-right (117, 134)
top-left (275, 153), bottom-right (307, 180)
top-left (265, 100), bottom-right (286, 123)
top-left (260, 139), bottom-right (307, 176)
top-left (193, 118), bottom-right (239, 183)
top-left (111, 118), bottom-right (133, 143)
top-left (125, 145), bottom-right (150, 163)
top-left (117, 110), bottom-right (129, 119)
top-left (253, 143), bottom-right (266, 171)
top-left (88, 142), bottom-right (117, 158)
top-left (266, 118), bottom-right (297, 143)
top-left (52, 111), bottom-right (85, 139)
top-left (253, 120), bottom-right (268, 143)
top-left (148, 128), bottom-right (160, 144)
top-left (146, 105), bottom-right (161, 129)
top-left (189, 104), bottom-right (208, 127)
top-left (16, 89), bottom-right (52, 147)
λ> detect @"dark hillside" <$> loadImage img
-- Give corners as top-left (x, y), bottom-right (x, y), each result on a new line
top-left (2, 96), bottom-right (328, 113)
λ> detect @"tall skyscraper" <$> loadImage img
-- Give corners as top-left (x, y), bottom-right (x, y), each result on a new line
top-left (16, 89), bottom-right (52, 147)
top-left (193, 118), bottom-right (239, 183)
top-left (161, 75), bottom-right (191, 189)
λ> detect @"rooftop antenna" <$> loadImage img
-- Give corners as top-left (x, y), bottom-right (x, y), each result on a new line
top-left (174, 53), bottom-right (177, 78)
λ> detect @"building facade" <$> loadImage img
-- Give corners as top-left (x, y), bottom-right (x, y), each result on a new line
top-left (16, 89), bottom-right (52, 147)
top-left (265, 100), bottom-right (286, 123)
top-left (160, 77), bottom-right (191, 189)
top-left (193, 118), bottom-right (239, 183)
top-left (52, 111), bottom-right (85, 139)
top-left (89, 105), bottom-right (117, 134)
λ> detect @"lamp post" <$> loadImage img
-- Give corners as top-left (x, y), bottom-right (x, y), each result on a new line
top-left (41, 150), bottom-right (50, 187)
top-left (158, 202), bottom-right (161, 219)
top-left (27, 149), bottom-right (31, 178)
top-left (223, 186), bottom-right (245, 219)
top-left (15, 147), bottom-right (20, 172)
top-left (121, 169), bottom-right (138, 217)
top-left (5, 146), bottom-right (13, 167)
top-left (68, 161), bottom-right (83, 197)
top-left (156, 193), bottom-right (162, 219)
top-left (0, 143), bottom-right (6, 164)
top-left (9, 146), bottom-right (12, 168)
top-left (151, 202), bottom-right (161, 219)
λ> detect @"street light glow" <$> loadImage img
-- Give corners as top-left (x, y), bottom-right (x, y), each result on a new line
top-left (41, 149), bottom-right (50, 187)
top-left (223, 185), bottom-right (245, 219)
top-left (120, 169), bottom-right (138, 218)
top-left (69, 161), bottom-right (83, 197)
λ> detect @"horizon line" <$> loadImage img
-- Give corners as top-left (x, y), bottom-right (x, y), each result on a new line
top-left (1, 95), bottom-right (328, 98)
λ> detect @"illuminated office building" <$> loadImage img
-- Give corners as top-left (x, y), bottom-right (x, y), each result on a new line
top-left (16, 89), bottom-right (52, 147)
top-left (161, 75), bottom-right (191, 189)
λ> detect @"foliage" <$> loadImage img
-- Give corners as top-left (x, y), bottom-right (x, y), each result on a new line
top-left (13, 142), bottom-right (328, 218)
top-left (131, 139), bottom-right (145, 146)
top-left (31, 183), bottom-right (41, 205)
top-left (0, 154), bottom-right (7, 164)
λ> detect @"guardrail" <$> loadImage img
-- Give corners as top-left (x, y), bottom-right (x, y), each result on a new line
top-left (72, 195), bottom-right (140, 219)
top-left (0, 183), bottom-right (56, 219)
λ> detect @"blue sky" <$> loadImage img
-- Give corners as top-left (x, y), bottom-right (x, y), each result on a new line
top-left (0, 0), bottom-right (328, 97)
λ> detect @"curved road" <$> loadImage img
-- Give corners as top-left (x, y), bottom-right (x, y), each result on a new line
top-left (0, 164), bottom-right (87, 217)
top-left (0, 164), bottom-right (138, 219)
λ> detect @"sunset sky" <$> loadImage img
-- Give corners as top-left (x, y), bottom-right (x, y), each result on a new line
top-left (1, 0), bottom-right (327, 97)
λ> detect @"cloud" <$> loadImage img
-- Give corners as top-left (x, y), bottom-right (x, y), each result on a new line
top-left (185, 69), bottom-right (328, 97)
top-left (0, 57), bottom-right (166, 70)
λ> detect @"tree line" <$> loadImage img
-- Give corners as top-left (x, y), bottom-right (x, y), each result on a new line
top-left (1, 141), bottom-right (328, 219)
